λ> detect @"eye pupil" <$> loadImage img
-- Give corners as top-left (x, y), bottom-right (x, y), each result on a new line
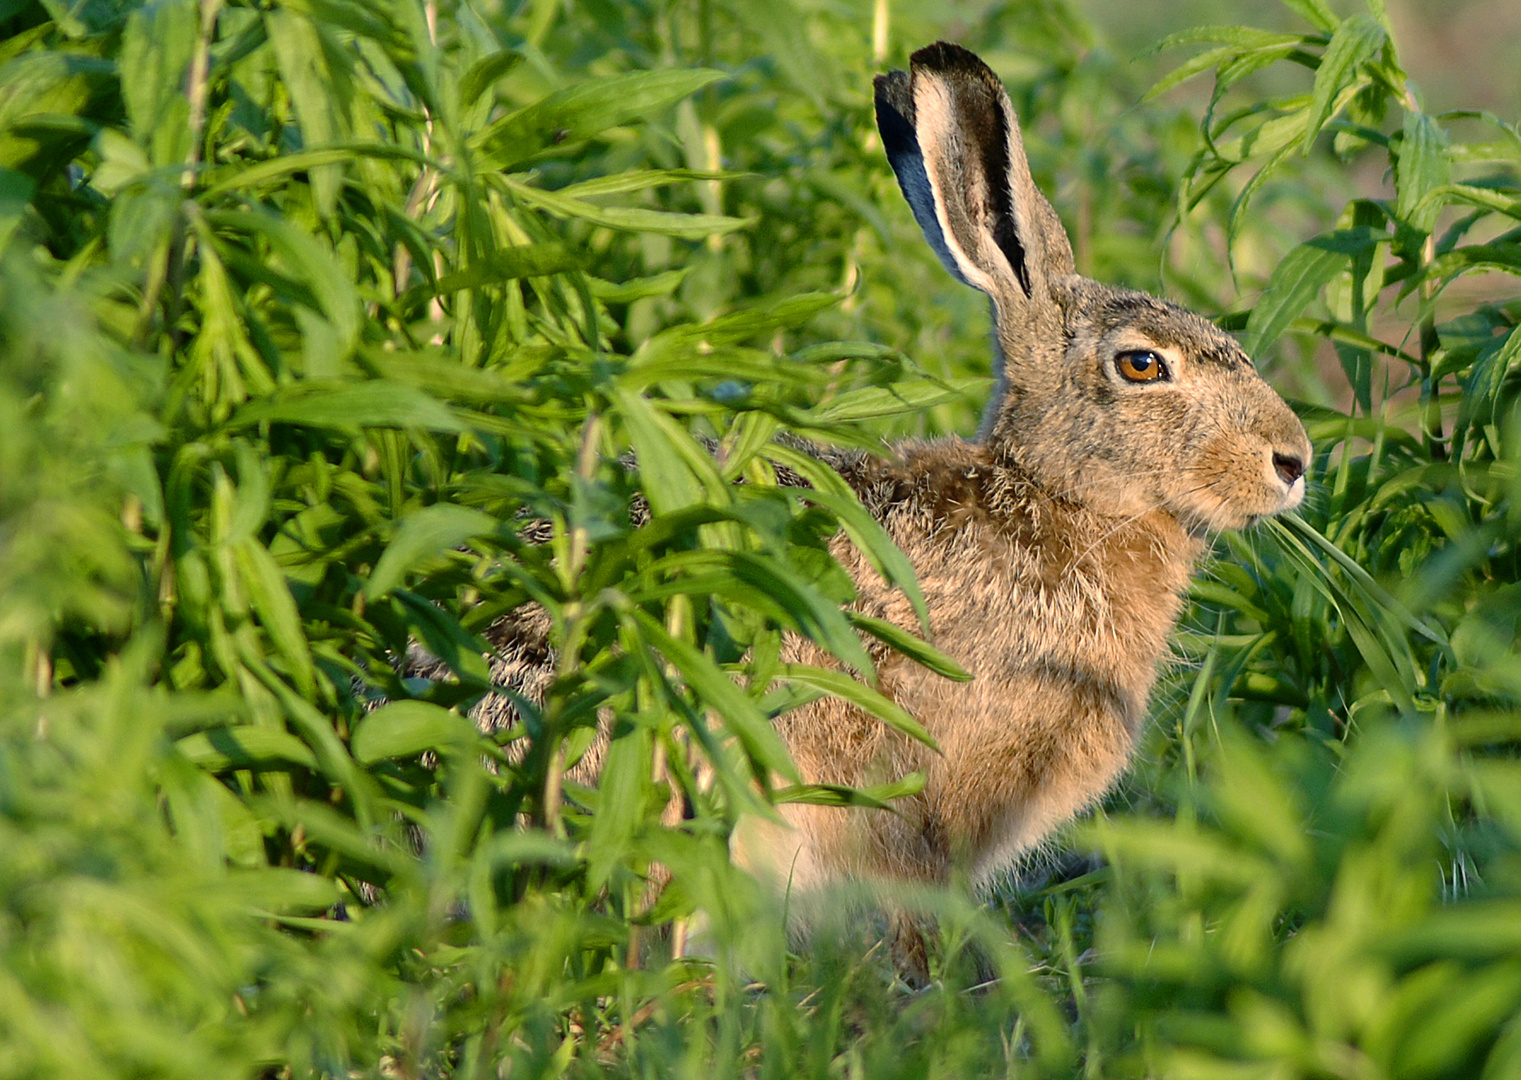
top-left (1117, 350), bottom-right (1166, 383)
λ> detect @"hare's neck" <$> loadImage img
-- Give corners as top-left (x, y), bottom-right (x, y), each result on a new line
top-left (1017, 467), bottom-right (1204, 670)
top-left (840, 440), bottom-right (1204, 701)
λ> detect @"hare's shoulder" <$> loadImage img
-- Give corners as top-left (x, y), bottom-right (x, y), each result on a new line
top-left (832, 439), bottom-right (1073, 569)
top-left (830, 439), bottom-right (1199, 655)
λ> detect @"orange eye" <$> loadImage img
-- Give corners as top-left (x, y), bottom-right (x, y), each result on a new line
top-left (1116, 350), bottom-right (1168, 383)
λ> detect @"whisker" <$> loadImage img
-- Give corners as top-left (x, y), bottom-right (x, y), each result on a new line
top-left (1064, 473), bottom-right (1236, 569)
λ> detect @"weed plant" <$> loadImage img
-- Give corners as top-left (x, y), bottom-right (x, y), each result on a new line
top-left (1, 0), bottom-right (1519, 1077)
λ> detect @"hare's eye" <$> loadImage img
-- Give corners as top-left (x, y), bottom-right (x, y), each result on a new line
top-left (1116, 350), bottom-right (1168, 383)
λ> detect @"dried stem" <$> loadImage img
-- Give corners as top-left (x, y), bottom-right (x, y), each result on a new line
top-left (180, 0), bottom-right (223, 191)
top-left (1418, 230), bottom-right (1447, 461)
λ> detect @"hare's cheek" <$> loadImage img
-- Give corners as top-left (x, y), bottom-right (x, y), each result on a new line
top-left (1170, 437), bottom-right (1288, 531)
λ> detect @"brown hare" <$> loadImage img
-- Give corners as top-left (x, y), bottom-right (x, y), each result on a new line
top-left (418, 41), bottom-right (1310, 977)
top-left (731, 40), bottom-right (1310, 955)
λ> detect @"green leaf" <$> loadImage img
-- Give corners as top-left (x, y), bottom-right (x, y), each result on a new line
top-left (1303, 16), bottom-right (1386, 153)
top-left (1432, 183), bottom-right (1521, 220)
top-left (459, 48), bottom-right (522, 107)
top-left (1280, 0), bottom-right (1339, 33)
top-left (201, 143), bottom-right (429, 197)
top-left (227, 867), bottom-right (341, 914)
top-left (802, 378), bottom-right (983, 424)
top-left (612, 387), bottom-right (713, 515)
top-left (231, 380), bottom-right (464, 433)
top-left (400, 243), bottom-right (581, 306)
top-left (1395, 110), bottom-right (1451, 234)
top-left (366, 505), bottom-right (504, 600)
top-left (617, 345), bottom-right (824, 392)
top-left (588, 268), bottom-right (691, 304)
top-left (175, 725), bottom-right (319, 771)
top-left (247, 655), bottom-right (380, 828)
top-left (255, 793), bottom-right (410, 877)
top-left (778, 474), bottom-right (930, 630)
top-left (636, 294), bottom-right (840, 362)
top-left (632, 609), bottom-right (800, 782)
top-left (1141, 27), bottom-right (1307, 101)
top-left (1275, 512), bottom-right (1445, 646)
top-left (363, 351), bottom-right (537, 408)
top-left (502, 175), bottom-right (752, 240)
top-left (351, 700), bottom-right (479, 763)
top-left (778, 663), bottom-right (937, 749)
top-left (119, 0), bottom-right (195, 166)
top-left (582, 717), bottom-right (652, 890)
top-left (557, 169), bottom-right (736, 200)
top-left (473, 68), bottom-right (726, 170)
top-left (1261, 515), bottom-right (1433, 712)
top-left (233, 537), bottom-right (316, 695)
top-left (1143, 24), bottom-right (1309, 56)
top-left (634, 548), bottom-right (871, 677)
top-left (1242, 231), bottom-right (1377, 356)
top-left (1144, 43), bottom-right (1245, 102)
top-left (773, 771), bottom-right (926, 810)
top-left (846, 612), bottom-right (971, 681)
top-left (203, 209), bottom-right (360, 365)
top-left (264, 9), bottom-right (353, 214)
top-left (1394, 961), bottom-right (1521, 1078)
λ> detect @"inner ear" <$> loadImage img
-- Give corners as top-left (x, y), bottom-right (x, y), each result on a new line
top-left (991, 211), bottom-right (1029, 297)
top-left (968, 95), bottom-right (1030, 298)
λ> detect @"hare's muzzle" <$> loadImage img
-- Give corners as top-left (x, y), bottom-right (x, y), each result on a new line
top-left (1271, 449), bottom-right (1308, 508)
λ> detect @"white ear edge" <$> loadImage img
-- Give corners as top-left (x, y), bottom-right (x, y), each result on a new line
top-left (911, 77), bottom-right (1019, 298)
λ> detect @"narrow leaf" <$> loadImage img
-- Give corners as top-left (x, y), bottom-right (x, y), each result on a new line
top-left (504, 177), bottom-right (752, 240)
top-left (351, 700), bottom-right (479, 764)
top-left (773, 771), bottom-right (926, 810)
top-left (473, 68), bottom-right (726, 169)
top-left (633, 609), bottom-right (800, 782)
top-left (401, 243), bottom-right (580, 306)
top-left (366, 505), bottom-right (504, 600)
top-left (847, 612), bottom-right (971, 681)
top-left (779, 663), bottom-right (937, 749)
top-left (1303, 16), bottom-right (1386, 152)
top-left (232, 380), bottom-right (464, 433)
top-left (1395, 110), bottom-right (1451, 234)
top-left (1242, 233), bottom-right (1372, 356)
top-left (234, 538), bottom-right (316, 695)
top-left (175, 726), bottom-right (319, 771)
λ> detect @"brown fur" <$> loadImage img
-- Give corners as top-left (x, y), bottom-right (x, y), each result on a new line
top-left (734, 44), bottom-right (1310, 945)
top-left (409, 44), bottom-right (1310, 978)
top-left (746, 443), bottom-right (1202, 894)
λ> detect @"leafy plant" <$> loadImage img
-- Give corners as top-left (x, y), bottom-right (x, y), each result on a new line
top-left (2, 0), bottom-right (1519, 1077)
top-left (1078, 2), bottom-right (1521, 1076)
top-left (1, 0), bottom-right (958, 1073)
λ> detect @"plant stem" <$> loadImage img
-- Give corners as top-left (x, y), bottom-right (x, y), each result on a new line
top-left (1417, 232), bottom-right (1447, 461)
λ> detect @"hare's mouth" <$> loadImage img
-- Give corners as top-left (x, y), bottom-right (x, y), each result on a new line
top-left (1164, 435), bottom-right (1310, 533)
top-left (1169, 470), bottom-right (1306, 534)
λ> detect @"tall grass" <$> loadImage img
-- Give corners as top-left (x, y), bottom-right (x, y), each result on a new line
top-left (1, 0), bottom-right (1518, 1077)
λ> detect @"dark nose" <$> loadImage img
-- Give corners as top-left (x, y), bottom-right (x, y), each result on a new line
top-left (1273, 452), bottom-right (1305, 486)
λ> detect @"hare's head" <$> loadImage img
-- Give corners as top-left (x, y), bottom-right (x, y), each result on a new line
top-left (875, 43), bottom-right (1311, 533)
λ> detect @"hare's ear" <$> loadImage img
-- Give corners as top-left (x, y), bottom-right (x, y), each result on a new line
top-left (874, 42), bottom-right (1074, 306)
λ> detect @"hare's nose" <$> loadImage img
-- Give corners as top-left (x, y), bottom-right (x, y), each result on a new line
top-left (1272, 452), bottom-right (1305, 486)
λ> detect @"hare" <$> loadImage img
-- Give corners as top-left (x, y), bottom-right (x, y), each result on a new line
top-left (418, 41), bottom-right (1310, 976)
top-left (730, 41), bottom-right (1311, 943)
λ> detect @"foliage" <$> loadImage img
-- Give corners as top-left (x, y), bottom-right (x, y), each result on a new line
top-left (1, 0), bottom-right (1519, 1078)
top-left (1079, 4), bottom-right (1521, 1076)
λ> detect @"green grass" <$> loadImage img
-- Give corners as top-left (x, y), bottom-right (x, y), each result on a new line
top-left (2, 0), bottom-right (1520, 1077)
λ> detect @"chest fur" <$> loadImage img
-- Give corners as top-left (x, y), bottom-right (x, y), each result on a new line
top-left (836, 444), bottom-right (1199, 722)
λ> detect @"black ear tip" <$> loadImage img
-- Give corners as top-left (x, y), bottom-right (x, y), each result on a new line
top-left (909, 41), bottom-right (987, 76)
top-left (874, 69), bottom-right (912, 120)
